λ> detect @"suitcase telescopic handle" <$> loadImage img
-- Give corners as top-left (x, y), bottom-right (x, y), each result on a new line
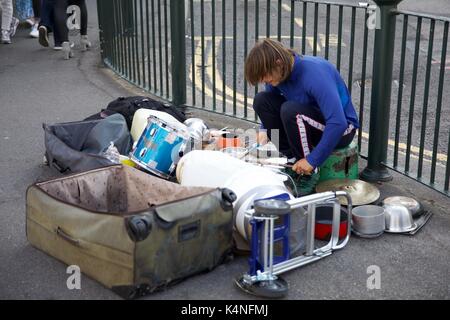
top-left (56, 227), bottom-right (80, 247)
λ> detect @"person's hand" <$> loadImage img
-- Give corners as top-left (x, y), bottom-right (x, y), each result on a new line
top-left (292, 158), bottom-right (314, 175)
top-left (257, 131), bottom-right (269, 145)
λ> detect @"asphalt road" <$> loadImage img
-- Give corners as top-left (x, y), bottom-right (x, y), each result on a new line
top-left (0, 0), bottom-right (449, 301)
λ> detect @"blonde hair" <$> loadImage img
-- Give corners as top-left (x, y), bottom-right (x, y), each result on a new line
top-left (245, 39), bottom-right (296, 86)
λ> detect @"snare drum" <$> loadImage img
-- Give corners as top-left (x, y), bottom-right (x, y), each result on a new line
top-left (130, 116), bottom-right (190, 179)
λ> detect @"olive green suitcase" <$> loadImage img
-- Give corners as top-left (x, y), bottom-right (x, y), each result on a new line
top-left (26, 165), bottom-right (235, 298)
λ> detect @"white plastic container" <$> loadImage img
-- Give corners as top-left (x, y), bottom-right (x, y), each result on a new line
top-left (177, 150), bottom-right (305, 252)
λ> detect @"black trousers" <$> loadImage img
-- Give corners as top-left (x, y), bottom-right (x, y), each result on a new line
top-left (53, 0), bottom-right (88, 43)
top-left (253, 91), bottom-right (355, 162)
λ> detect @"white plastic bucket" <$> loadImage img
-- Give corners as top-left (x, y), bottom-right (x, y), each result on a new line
top-left (176, 150), bottom-right (305, 252)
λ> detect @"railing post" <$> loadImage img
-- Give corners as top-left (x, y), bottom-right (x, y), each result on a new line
top-left (97, 0), bottom-right (105, 62)
top-left (361, 0), bottom-right (403, 182)
top-left (170, 0), bottom-right (187, 106)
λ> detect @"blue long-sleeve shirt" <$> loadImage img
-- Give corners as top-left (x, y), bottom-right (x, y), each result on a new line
top-left (262, 54), bottom-right (359, 168)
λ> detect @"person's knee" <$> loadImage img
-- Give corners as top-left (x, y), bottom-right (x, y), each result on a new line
top-left (253, 91), bottom-right (273, 113)
top-left (280, 101), bottom-right (304, 123)
top-left (280, 101), bottom-right (314, 123)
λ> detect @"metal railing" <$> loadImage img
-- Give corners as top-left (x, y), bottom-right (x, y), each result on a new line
top-left (385, 9), bottom-right (450, 195)
top-left (97, 0), bottom-right (450, 197)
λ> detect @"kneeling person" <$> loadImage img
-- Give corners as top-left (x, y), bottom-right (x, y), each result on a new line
top-left (245, 39), bottom-right (359, 176)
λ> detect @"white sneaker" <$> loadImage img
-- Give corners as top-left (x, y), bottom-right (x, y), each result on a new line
top-left (1, 30), bottom-right (11, 44)
top-left (9, 17), bottom-right (19, 38)
top-left (54, 42), bottom-right (73, 50)
top-left (30, 23), bottom-right (39, 38)
top-left (80, 35), bottom-right (91, 51)
top-left (62, 41), bottom-right (74, 59)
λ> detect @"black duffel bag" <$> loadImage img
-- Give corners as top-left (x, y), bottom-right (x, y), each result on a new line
top-left (104, 96), bottom-right (187, 129)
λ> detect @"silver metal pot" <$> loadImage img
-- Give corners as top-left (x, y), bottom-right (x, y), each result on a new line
top-left (383, 204), bottom-right (417, 233)
top-left (352, 205), bottom-right (385, 236)
top-left (381, 196), bottom-right (423, 218)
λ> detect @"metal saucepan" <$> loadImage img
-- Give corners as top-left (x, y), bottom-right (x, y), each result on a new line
top-left (380, 196), bottom-right (423, 218)
top-left (351, 205), bottom-right (385, 238)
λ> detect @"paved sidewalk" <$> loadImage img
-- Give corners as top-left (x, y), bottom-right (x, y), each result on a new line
top-left (0, 1), bottom-right (449, 300)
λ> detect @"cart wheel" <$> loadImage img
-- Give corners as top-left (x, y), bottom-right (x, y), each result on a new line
top-left (235, 276), bottom-right (288, 299)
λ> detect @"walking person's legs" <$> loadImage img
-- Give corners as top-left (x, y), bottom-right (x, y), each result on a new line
top-left (1, 0), bottom-right (13, 43)
top-left (70, 0), bottom-right (90, 50)
top-left (38, 0), bottom-right (61, 48)
top-left (29, 0), bottom-right (41, 37)
top-left (53, 0), bottom-right (74, 58)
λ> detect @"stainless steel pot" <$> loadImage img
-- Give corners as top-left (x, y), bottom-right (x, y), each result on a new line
top-left (352, 205), bottom-right (385, 236)
top-left (383, 204), bottom-right (417, 233)
top-left (381, 196), bottom-right (423, 218)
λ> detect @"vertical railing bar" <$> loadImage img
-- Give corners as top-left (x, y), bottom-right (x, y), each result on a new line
top-left (190, 0), bottom-right (195, 105)
top-left (121, 0), bottom-right (126, 75)
top-left (118, 0), bottom-right (128, 76)
top-left (244, 0), bottom-right (248, 118)
top-left (109, 0), bottom-right (116, 69)
top-left (254, 0), bottom-right (259, 120)
top-left (158, 0), bottom-right (164, 96)
top-left (126, 1), bottom-right (132, 81)
top-left (164, 0), bottom-right (169, 98)
top-left (201, 0), bottom-right (205, 108)
top-left (337, 5), bottom-right (343, 71)
top-left (222, 0), bottom-right (226, 113)
top-left (417, 19), bottom-right (435, 179)
top-left (134, 0), bottom-right (140, 86)
top-left (233, 0), bottom-right (237, 115)
top-left (151, 0), bottom-right (158, 93)
top-left (130, 0), bottom-right (136, 84)
top-left (128, 0), bottom-right (133, 82)
top-left (302, 2), bottom-right (307, 55)
top-left (146, 0), bottom-right (152, 90)
top-left (266, 0), bottom-right (271, 38)
top-left (106, 0), bottom-right (113, 67)
top-left (140, 0), bottom-right (146, 89)
top-left (393, 15), bottom-right (408, 168)
top-left (277, 0), bottom-right (282, 42)
top-left (169, 0), bottom-right (186, 106)
top-left (431, 21), bottom-right (448, 185)
top-left (100, 0), bottom-right (108, 64)
top-left (212, 0), bottom-right (216, 111)
top-left (405, 16), bottom-right (422, 173)
top-left (347, 7), bottom-right (356, 95)
top-left (115, 0), bottom-right (121, 74)
top-left (313, 3), bottom-right (318, 56)
top-left (325, 4), bottom-right (330, 60)
top-left (357, 9), bottom-right (369, 153)
top-left (97, 0), bottom-right (104, 61)
top-left (290, 0), bottom-right (295, 49)
top-left (130, 0), bottom-right (136, 83)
